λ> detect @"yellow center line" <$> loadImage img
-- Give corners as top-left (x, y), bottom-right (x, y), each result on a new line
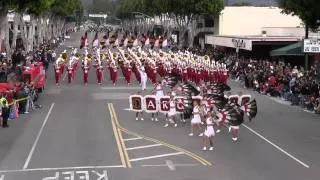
top-left (107, 103), bottom-right (127, 168)
top-left (110, 104), bottom-right (132, 168)
top-left (119, 126), bottom-right (212, 166)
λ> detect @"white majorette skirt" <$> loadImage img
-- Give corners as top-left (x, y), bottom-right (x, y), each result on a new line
top-left (168, 108), bottom-right (176, 117)
top-left (230, 126), bottom-right (239, 130)
top-left (191, 114), bottom-right (201, 124)
top-left (204, 126), bottom-right (215, 137)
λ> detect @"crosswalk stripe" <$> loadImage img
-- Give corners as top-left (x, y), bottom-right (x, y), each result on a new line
top-left (100, 86), bottom-right (153, 90)
top-left (129, 152), bottom-right (185, 162)
top-left (123, 137), bottom-right (143, 142)
top-left (126, 144), bottom-right (162, 151)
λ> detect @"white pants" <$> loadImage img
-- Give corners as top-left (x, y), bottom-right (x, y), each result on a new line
top-left (141, 76), bottom-right (147, 90)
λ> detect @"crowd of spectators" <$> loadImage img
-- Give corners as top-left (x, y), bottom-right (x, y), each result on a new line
top-left (225, 54), bottom-right (320, 114)
top-left (189, 46), bottom-right (320, 114)
top-left (0, 38), bottom-right (60, 128)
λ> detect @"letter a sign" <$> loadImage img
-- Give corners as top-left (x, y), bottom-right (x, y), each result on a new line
top-left (144, 95), bottom-right (157, 113)
top-left (129, 95), bottom-right (143, 112)
top-left (159, 96), bottom-right (170, 112)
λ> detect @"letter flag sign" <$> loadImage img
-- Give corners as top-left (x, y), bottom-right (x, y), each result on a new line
top-left (129, 95), bottom-right (143, 112)
top-left (144, 95), bottom-right (157, 113)
top-left (159, 96), bottom-right (170, 112)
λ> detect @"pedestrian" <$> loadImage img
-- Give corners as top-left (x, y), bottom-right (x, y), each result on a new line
top-left (202, 113), bottom-right (215, 151)
top-left (134, 91), bottom-right (144, 121)
top-left (189, 100), bottom-right (203, 136)
top-left (151, 81), bottom-right (164, 122)
top-left (0, 94), bottom-right (10, 128)
top-left (139, 64), bottom-right (148, 91)
top-left (164, 92), bottom-right (178, 127)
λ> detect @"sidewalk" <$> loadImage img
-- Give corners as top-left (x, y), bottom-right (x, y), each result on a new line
top-left (229, 79), bottom-right (317, 115)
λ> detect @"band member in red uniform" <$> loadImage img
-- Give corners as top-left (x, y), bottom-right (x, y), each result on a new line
top-left (110, 61), bottom-right (118, 86)
top-left (67, 59), bottom-right (74, 84)
top-left (124, 60), bottom-right (132, 85)
top-left (96, 61), bottom-right (103, 85)
top-left (82, 56), bottom-right (90, 86)
top-left (60, 50), bottom-right (68, 74)
top-left (54, 59), bottom-right (62, 86)
top-left (132, 61), bottom-right (141, 84)
top-left (150, 62), bottom-right (157, 84)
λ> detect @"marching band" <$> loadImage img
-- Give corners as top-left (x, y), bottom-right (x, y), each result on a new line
top-left (52, 32), bottom-right (258, 150)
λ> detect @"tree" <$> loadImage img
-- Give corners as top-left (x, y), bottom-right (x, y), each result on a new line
top-left (278, 0), bottom-right (320, 69)
top-left (0, 0), bottom-right (83, 57)
top-left (277, 0), bottom-right (320, 30)
top-left (116, 0), bottom-right (224, 46)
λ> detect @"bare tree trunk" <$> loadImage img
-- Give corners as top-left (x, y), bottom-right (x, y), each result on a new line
top-left (0, 10), bottom-right (8, 53)
top-left (27, 19), bottom-right (36, 52)
top-left (11, 13), bottom-right (22, 52)
top-left (37, 18), bottom-right (43, 44)
top-left (5, 21), bottom-right (11, 60)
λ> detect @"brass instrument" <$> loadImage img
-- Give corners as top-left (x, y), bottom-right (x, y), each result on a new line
top-left (86, 54), bottom-right (92, 62)
top-left (62, 52), bottom-right (68, 62)
top-left (100, 53), bottom-right (105, 60)
top-left (100, 41), bottom-right (106, 46)
top-left (75, 53), bottom-right (81, 59)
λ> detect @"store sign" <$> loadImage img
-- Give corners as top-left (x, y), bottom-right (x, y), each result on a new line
top-left (89, 14), bottom-right (108, 18)
top-left (304, 39), bottom-right (320, 53)
top-left (205, 36), bottom-right (252, 51)
top-left (232, 39), bottom-right (247, 49)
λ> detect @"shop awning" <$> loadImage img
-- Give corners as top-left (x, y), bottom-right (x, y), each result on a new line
top-left (270, 42), bottom-right (304, 56)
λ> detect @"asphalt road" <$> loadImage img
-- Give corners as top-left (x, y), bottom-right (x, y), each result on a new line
top-left (0, 31), bottom-right (319, 180)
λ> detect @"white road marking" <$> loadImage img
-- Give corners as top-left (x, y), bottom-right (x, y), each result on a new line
top-left (23, 103), bottom-right (55, 169)
top-left (100, 86), bottom-right (153, 90)
top-left (141, 164), bottom-right (198, 167)
top-left (0, 165), bottom-right (124, 173)
top-left (123, 137), bottom-right (143, 142)
top-left (129, 152), bottom-right (185, 162)
top-left (123, 108), bottom-right (132, 111)
top-left (242, 124), bottom-right (310, 168)
top-left (126, 144), bottom-right (162, 151)
top-left (165, 160), bottom-right (176, 171)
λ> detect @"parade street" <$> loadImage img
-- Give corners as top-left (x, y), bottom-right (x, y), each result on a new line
top-left (0, 32), bottom-right (319, 180)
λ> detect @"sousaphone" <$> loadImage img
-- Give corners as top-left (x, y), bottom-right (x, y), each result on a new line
top-left (100, 53), bottom-right (106, 60)
top-left (62, 52), bottom-right (68, 62)
top-left (100, 41), bottom-right (106, 46)
top-left (87, 54), bottom-right (92, 62)
top-left (75, 53), bottom-right (81, 59)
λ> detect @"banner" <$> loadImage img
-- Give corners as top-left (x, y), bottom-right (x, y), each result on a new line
top-left (239, 95), bottom-right (251, 105)
top-left (129, 95), bottom-right (143, 112)
top-left (159, 96), bottom-right (170, 112)
top-left (144, 95), bottom-right (157, 113)
top-left (174, 96), bottom-right (184, 112)
top-left (228, 95), bottom-right (239, 105)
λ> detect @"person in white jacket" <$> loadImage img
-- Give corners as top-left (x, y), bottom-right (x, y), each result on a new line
top-left (138, 65), bottom-right (148, 91)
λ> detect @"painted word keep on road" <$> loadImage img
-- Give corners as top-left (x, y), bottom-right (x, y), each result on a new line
top-left (42, 170), bottom-right (108, 180)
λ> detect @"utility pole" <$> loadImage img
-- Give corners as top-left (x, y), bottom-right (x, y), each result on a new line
top-left (304, 25), bottom-right (309, 70)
